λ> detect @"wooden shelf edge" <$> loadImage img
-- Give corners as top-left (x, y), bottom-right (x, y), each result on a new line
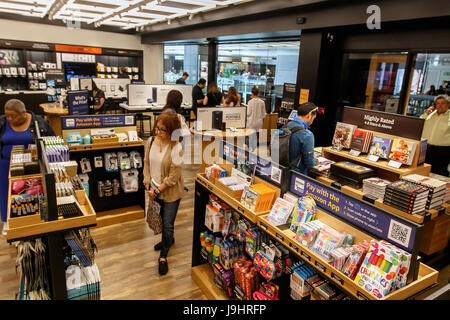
top-left (68, 139), bottom-right (144, 152)
top-left (191, 264), bottom-right (231, 300)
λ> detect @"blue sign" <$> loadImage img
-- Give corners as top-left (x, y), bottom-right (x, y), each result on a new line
top-left (289, 171), bottom-right (419, 252)
top-left (68, 91), bottom-right (89, 115)
top-left (62, 114), bottom-right (136, 130)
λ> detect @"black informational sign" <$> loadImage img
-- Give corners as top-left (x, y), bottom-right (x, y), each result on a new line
top-left (282, 83), bottom-right (296, 101)
top-left (342, 106), bottom-right (424, 140)
top-left (68, 91), bottom-right (89, 115)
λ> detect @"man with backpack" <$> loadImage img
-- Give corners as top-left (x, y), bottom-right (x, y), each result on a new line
top-left (285, 102), bottom-right (319, 174)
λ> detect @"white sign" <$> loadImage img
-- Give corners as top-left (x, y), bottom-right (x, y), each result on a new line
top-left (196, 107), bottom-right (247, 130)
top-left (387, 160), bottom-right (402, 168)
top-left (366, 154), bottom-right (379, 162)
top-left (349, 149), bottom-right (361, 157)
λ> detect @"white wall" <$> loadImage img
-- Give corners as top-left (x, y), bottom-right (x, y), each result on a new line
top-left (0, 19), bottom-right (142, 50)
top-left (143, 44), bottom-right (164, 84)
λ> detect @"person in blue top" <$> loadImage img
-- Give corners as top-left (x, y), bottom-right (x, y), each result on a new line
top-left (0, 99), bottom-right (55, 235)
top-left (286, 102), bottom-right (319, 174)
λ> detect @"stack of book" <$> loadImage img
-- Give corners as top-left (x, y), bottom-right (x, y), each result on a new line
top-left (401, 174), bottom-right (447, 210)
top-left (362, 177), bottom-right (392, 199)
top-left (330, 161), bottom-right (376, 188)
top-left (309, 157), bottom-right (335, 178)
top-left (383, 180), bottom-right (429, 215)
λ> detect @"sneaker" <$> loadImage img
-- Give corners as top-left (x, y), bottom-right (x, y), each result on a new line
top-left (158, 258), bottom-right (168, 275)
top-left (154, 238), bottom-right (175, 251)
top-left (1, 223), bottom-right (6, 236)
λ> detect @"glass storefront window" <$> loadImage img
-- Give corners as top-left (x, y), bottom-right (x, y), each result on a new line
top-left (338, 52), bottom-right (408, 114)
top-left (406, 53), bottom-right (450, 117)
top-left (216, 41), bottom-right (300, 105)
top-left (163, 44), bottom-right (208, 86)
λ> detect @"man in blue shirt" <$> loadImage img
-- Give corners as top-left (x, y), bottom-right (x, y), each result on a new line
top-left (286, 102), bottom-right (319, 174)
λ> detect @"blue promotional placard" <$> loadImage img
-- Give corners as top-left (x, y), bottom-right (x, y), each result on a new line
top-left (62, 114), bottom-right (136, 130)
top-left (289, 171), bottom-right (420, 252)
top-left (67, 91), bottom-right (89, 115)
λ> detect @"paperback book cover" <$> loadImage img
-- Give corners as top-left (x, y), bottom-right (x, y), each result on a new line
top-left (389, 139), bottom-right (417, 165)
top-left (332, 122), bottom-right (357, 149)
top-left (368, 136), bottom-right (393, 159)
top-left (350, 129), bottom-right (373, 153)
top-left (267, 197), bottom-right (295, 226)
top-left (417, 139), bottom-right (427, 166)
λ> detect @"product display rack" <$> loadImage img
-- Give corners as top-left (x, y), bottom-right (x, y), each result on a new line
top-left (5, 124), bottom-right (97, 299)
top-left (191, 167), bottom-right (439, 301)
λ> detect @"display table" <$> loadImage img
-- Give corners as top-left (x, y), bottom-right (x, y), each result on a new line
top-left (40, 103), bottom-right (68, 136)
top-left (191, 128), bottom-right (256, 171)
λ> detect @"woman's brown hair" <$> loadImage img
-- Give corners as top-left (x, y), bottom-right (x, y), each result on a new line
top-left (207, 82), bottom-right (220, 94)
top-left (163, 89), bottom-right (183, 114)
top-left (154, 111), bottom-right (181, 137)
top-left (225, 86), bottom-right (239, 106)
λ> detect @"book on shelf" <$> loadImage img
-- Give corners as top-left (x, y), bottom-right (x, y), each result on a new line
top-left (385, 180), bottom-right (429, 201)
top-left (350, 129), bottom-right (373, 153)
top-left (417, 139), bottom-right (428, 166)
top-left (240, 184), bottom-right (276, 212)
top-left (401, 174), bottom-right (447, 209)
top-left (368, 136), bottom-right (393, 159)
top-left (388, 139), bottom-right (417, 166)
top-left (332, 122), bottom-right (357, 149)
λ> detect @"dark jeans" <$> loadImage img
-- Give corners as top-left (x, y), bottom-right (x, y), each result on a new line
top-left (426, 145), bottom-right (450, 177)
top-left (156, 197), bottom-right (181, 258)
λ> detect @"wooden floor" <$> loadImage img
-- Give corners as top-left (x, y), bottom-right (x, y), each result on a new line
top-left (0, 164), bottom-right (206, 300)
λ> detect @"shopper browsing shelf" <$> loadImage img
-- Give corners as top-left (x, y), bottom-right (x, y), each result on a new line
top-left (191, 78), bottom-right (206, 117)
top-left (246, 86), bottom-right (266, 130)
top-left (0, 99), bottom-right (55, 235)
top-left (286, 102), bottom-right (319, 174)
top-left (143, 112), bottom-right (184, 275)
top-left (176, 72), bottom-right (189, 84)
top-left (224, 87), bottom-right (241, 107)
top-left (203, 82), bottom-right (224, 107)
top-left (420, 94), bottom-right (450, 176)
top-left (91, 81), bottom-right (106, 114)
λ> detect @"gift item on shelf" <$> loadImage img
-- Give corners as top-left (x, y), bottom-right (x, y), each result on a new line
top-left (45, 145), bottom-right (70, 163)
top-left (253, 281), bottom-right (280, 300)
top-left (329, 247), bottom-right (352, 271)
top-left (65, 261), bottom-right (101, 300)
top-left (10, 195), bottom-right (40, 218)
top-left (67, 132), bottom-right (82, 146)
top-left (354, 239), bottom-right (407, 298)
top-left (240, 184), bottom-right (276, 213)
top-left (104, 153), bottom-right (119, 172)
top-left (212, 262), bottom-right (235, 298)
top-left (220, 238), bottom-right (244, 270)
top-left (205, 164), bottom-right (227, 181)
top-left (267, 197), bottom-right (295, 226)
top-left (42, 136), bottom-right (65, 147)
top-left (10, 146), bottom-right (40, 176)
top-left (383, 180), bottom-right (429, 215)
top-left (56, 195), bottom-right (84, 219)
top-left (91, 134), bottom-right (119, 144)
top-left (330, 161), bottom-right (376, 188)
top-left (120, 169), bottom-right (139, 193)
top-left (245, 227), bottom-right (266, 259)
top-left (205, 204), bottom-right (224, 233)
top-left (290, 196), bottom-right (317, 232)
top-left (332, 122), bottom-right (357, 150)
top-left (362, 177), bottom-right (392, 199)
top-left (350, 129), bottom-right (373, 153)
top-left (118, 152), bottom-right (131, 170)
top-left (129, 151), bottom-right (143, 169)
top-left (389, 139), bottom-right (417, 166)
top-left (311, 225), bottom-right (346, 261)
top-left (310, 279), bottom-right (341, 300)
top-left (64, 229), bottom-right (97, 267)
top-left (341, 241), bottom-right (370, 280)
top-left (296, 220), bottom-right (325, 248)
top-left (401, 174), bottom-right (447, 210)
top-left (368, 136), bottom-right (393, 159)
top-left (290, 261), bottom-right (319, 300)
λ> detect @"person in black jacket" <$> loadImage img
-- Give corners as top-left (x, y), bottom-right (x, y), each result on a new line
top-left (0, 99), bottom-right (55, 235)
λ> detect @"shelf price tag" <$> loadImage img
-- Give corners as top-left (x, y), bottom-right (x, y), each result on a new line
top-left (233, 285), bottom-right (245, 300)
top-left (366, 154), bottom-right (379, 162)
top-left (331, 273), bottom-right (344, 285)
top-left (275, 233), bottom-right (284, 242)
top-left (387, 160), bottom-right (402, 168)
top-left (301, 251), bottom-right (311, 261)
top-left (349, 149), bottom-right (361, 157)
top-left (357, 291), bottom-right (370, 300)
top-left (289, 242), bottom-right (299, 253)
top-left (260, 223), bottom-right (268, 230)
top-left (237, 206), bottom-right (244, 214)
top-left (315, 261), bottom-right (326, 273)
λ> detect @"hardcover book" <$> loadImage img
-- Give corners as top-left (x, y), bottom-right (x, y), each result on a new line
top-left (389, 139), bottom-right (417, 166)
top-left (332, 122), bottom-right (357, 149)
top-left (368, 136), bottom-right (393, 159)
top-left (350, 129), bottom-right (373, 153)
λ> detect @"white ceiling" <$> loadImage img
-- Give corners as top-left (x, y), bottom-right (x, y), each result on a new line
top-left (0, 0), bottom-right (255, 30)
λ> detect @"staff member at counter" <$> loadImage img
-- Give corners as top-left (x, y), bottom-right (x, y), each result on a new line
top-left (191, 78), bottom-right (206, 117)
top-left (91, 81), bottom-right (106, 114)
top-left (420, 94), bottom-right (450, 176)
top-left (0, 99), bottom-right (55, 235)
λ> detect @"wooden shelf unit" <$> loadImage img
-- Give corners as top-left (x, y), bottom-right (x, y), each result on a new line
top-left (68, 138), bottom-right (144, 152)
top-left (191, 264), bottom-right (235, 300)
top-left (193, 173), bottom-right (439, 301)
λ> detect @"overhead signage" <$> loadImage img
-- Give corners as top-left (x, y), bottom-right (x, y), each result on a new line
top-left (342, 106), bottom-right (424, 140)
top-left (289, 171), bottom-right (421, 252)
top-left (299, 88), bottom-right (310, 104)
top-left (55, 44), bottom-right (102, 55)
top-left (67, 91), bottom-right (89, 115)
top-left (282, 83), bottom-right (296, 101)
top-left (62, 114), bottom-right (135, 130)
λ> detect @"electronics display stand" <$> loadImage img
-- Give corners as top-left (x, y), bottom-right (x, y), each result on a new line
top-left (319, 130), bottom-right (434, 225)
top-left (5, 128), bottom-right (97, 300)
top-left (191, 168), bottom-right (439, 301)
top-left (62, 124), bottom-right (145, 227)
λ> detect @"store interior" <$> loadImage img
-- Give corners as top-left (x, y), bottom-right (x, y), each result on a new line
top-left (0, 0), bottom-right (449, 302)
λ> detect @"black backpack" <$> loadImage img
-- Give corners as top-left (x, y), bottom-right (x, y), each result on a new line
top-left (271, 125), bottom-right (306, 167)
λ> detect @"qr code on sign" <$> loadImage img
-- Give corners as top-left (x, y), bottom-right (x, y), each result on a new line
top-left (125, 116), bottom-right (134, 125)
top-left (388, 220), bottom-right (412, 247)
